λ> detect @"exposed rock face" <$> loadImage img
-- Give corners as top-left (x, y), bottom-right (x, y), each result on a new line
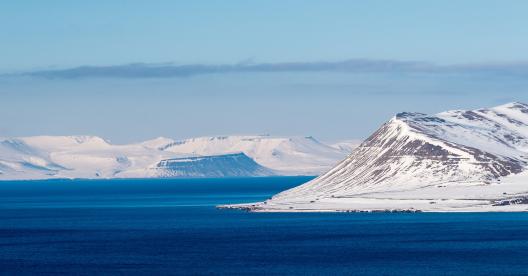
top-left (227, 102), bottom-right (528, 212)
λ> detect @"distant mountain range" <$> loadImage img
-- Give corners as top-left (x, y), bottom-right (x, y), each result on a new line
top-left (0, 135), bottom-right (358, 180)
top-left (222, 102), bottom-right (528, 212)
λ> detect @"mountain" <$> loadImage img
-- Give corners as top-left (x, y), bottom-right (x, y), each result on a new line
top-left (0, 135), bottom-right (353, 180)
top-left (222, 102), bottom-right (528, 212)
top-left (157, 135), bottom-right (351, 175)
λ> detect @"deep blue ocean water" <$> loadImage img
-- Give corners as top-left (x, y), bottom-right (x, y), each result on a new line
top-left (1, 176), bottom-right (528, 275)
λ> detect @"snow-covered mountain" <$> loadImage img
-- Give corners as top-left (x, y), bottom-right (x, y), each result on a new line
top-left (159, 135), bottom-right (350, 175)
top-left (121, 153), bottom-right (275, 178)
top-left (0, 135), bottom-right (353, 180)
top-left (222, 102), bottom-right (528, 212)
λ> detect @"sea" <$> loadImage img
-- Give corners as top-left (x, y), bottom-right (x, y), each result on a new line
top-left (1, 176), bottom-right (528, 275)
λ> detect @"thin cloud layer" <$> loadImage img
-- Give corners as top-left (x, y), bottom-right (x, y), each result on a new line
top-left (8, 59), bottom-right (528, 79)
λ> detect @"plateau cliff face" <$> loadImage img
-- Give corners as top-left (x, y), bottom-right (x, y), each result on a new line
top-left (151, 153), bottom-right (274, 178)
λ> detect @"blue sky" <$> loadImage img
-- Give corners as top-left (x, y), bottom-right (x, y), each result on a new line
top-left (1, 1), bottom-right (528, 143)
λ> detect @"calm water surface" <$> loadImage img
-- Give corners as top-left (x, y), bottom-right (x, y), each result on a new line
top-left (1, 177), bottom-right (528, 275)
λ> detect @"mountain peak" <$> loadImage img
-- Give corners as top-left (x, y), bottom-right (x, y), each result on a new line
top-left (395, 112), bottom-right (426, 119)
top-left (489, 101), bottom-right (527, 110)
top-left (141, 137), bottom-right (175, 149)
top-left (501, 101), bottom-right (528, 111)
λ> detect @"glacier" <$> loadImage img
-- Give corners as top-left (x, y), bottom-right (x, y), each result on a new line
top-left (220, 102), bottom-right (528, 212)
top-left (0, 135), bottom-right (356, 180)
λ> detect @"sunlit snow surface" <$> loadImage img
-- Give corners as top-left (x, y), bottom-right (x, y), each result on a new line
top-left (223, 102), bottom-right (528, 212)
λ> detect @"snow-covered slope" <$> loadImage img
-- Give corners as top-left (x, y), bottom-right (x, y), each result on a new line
top-left (0, 135), bottom-right (352, 180)
top-left (222, 102), bottom-right (528, 212)
top-left (330, 140), bottom-right (362, 153)
top-left (0, 136), bottom-right (171, 180)
top-left (0, 138), bottom-right (67, 179)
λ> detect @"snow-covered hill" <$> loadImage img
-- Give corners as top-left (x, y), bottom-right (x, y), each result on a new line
top-left (0, 135), bottom-right (353, 180)
top-left (121, 153), bottom-right (275, 178)
top-left (222, 102), bottom-right (528, 212)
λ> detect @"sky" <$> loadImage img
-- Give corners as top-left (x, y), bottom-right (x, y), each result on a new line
top-left (1, 1), bottom-right (528, 143)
